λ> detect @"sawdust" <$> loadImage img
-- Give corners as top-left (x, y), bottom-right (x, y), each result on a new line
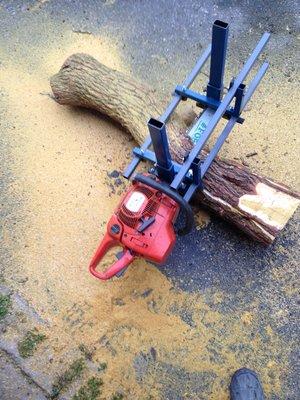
top-left (194, 209), bottom-right (210, 230)
top-left (27, 0), bottom-right (50, 12)
top-left (0, 20), bottom-right (296, 399)
top-left (240, 311), bottom-right (254, 326)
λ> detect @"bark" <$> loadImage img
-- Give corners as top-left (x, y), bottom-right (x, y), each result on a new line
top-left (50, 53), bottom-right (300, 244)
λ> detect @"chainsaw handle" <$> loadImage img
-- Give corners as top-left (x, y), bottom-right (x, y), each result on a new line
top-left (133, 173), bottom-right (194, 235)
top-left (89, 234), bottom-right (135, 280)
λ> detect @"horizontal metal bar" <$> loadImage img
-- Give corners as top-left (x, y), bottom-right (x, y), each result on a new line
top-left (201, 116), bottom-right (237, 176)
top-left (160, 45), bottom-right (211, 123)
top-left (176, 85), bottom-right (220, 107)
top-left (175, 86), bottom-right (244, 123)
top-left (171, 32), bottom-right (270, 189)
top-left (133, 147), bottom-right (156, 163)
top-left (241, 62), bottom-right (269, 110)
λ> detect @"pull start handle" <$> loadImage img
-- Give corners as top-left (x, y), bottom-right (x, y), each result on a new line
top-left (89, 233), bottom-right (135, 280)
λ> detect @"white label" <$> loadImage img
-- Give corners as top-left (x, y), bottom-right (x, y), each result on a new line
top-left (125, 191), bottom-right (146, 212)
top-left (188, 108), bottom-right (215, 144)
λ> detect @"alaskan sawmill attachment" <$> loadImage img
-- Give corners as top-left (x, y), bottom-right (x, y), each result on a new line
top-left (89, 20), bottom-right (270, 280)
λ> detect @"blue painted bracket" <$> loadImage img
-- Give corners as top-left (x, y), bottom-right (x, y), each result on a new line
top-left (123, 20), bottom-right (270, 203)
top-left (174, 86), bottom-right (244, 124)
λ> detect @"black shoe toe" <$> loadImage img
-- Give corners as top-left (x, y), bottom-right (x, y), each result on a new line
top-left (230, 368), bottom-right (265, 400)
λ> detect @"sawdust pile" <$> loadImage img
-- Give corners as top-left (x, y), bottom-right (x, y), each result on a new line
top-left (0, 19), bottom-right (297, 399)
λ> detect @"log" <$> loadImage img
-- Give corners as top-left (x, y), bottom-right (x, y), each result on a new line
top-left (50, 53), bottom-right (300, 244)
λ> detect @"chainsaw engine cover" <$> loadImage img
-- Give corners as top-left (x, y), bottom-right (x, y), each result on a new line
top-left (107, 179), bottom-right (179, 264)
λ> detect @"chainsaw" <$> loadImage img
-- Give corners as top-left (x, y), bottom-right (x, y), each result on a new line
top-left (89, 20), bottom-right (270, 281)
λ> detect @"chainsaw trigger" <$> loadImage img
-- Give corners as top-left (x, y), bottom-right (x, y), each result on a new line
top-left (137, 216), bottom-right (155, 233)
top-left (115, 251), bottom-right (128, 277)
top-left (116, 251), bottom-right (125, 260)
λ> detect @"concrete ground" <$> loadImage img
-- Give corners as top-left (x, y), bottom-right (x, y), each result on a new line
top-left (0, 1), bottom-right (299, 399)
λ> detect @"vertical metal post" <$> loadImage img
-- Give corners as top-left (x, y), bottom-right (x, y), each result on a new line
top-left (207, 20), bottom-right (229, 101)
top-left (147, 118), bottom-right (174, 182)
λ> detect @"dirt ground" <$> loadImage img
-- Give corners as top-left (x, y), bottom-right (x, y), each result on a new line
top-left (0, 1), bottom-right (299, 400)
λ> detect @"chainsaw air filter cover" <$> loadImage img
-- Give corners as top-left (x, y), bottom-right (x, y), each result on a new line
top-left (118, 185), bottom-right (158, 229)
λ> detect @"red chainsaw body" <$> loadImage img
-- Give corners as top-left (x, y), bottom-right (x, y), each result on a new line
top-left (89, 179), bottom-right (180, 280)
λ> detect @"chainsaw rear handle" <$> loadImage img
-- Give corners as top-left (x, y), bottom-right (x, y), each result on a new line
top-left (133, 173), bottom-right (194, 235)
top-left (89, 234), bottom-right (135, 280)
